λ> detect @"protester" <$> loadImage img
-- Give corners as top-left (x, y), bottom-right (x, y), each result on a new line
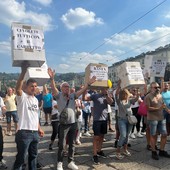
top-left (130, 88), bottom-right (143, 139)
top-left (82, 92), bottom-right (92, 137)
top-left (13, 63), bottom-right (44, 169)
top-left (42, 84), bottom-right (53, 126)
top-left (49, 97), bottom-right (60, 150)
top-left (161, 78), bottom-right (170, 135)
top-left (83, 88), bottom-right (113, 164)
top-left (4, 87), bottom-right (18, 136)
top-left (0, 96), bottom-right (7, 169)
top-left (145, 82), bottom-right (170, 160)
top-left (115, 81), bottom-right (139, 160)
top-left (48, 68), bottom-right (96, 170)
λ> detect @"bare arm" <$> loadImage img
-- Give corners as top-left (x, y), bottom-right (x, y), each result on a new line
top-left (76, 76), bottom-right (96, 98)
top-left (16, 62), bottom-right (29, 96)
top-left (48, 68), bottom-right (59, 96)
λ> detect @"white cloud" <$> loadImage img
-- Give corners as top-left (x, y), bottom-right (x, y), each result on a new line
top-left (0, 41), bottom-right (11, 55)
top-left (105, 25), bottom-right (170, 59)
top-left (0, 0), bottom-right (54, 31)
top-left (61, 7), bottom-right (103, 30)
top-left (55, 51), bottom-right (118, 73)
top-left (165, 12), bottom-right (170, 18)
top-left (33, 0), bottom-right (52, 6)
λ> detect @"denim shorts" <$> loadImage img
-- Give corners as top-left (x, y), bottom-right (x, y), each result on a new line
top-left (148, 119), bottom-right (167, 136)
top-left (6, 111), bottom-right (19, 123)
top-left (93, 120), bottom-right (107, 136)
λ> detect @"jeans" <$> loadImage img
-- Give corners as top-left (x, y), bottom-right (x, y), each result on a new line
top-left (117, 118), bottom-right (133, 147)
top-left (6, 111), bottom-right (19, 123)
top-left (13, 130), bottom-right (39, 170)
top-left (83, 110), bottom-right (90, 133)
top-left (0, 125), bottom-right (3, 161)
top-left (58, 123), bottom-right (77, 163)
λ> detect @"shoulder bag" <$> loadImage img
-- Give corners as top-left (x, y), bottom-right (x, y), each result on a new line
top-left (121, 101), bottom-right (137, 125)
top-left (60, 99), bottom-right (69, 124)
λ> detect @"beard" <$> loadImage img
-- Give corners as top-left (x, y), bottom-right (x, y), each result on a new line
top-left (155, 89), bottom-right (160, 95)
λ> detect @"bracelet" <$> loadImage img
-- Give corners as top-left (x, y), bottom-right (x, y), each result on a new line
top-left (50, 78), bottom-right (54, 80)
top-left (87, 83), bottom-right (91, 86)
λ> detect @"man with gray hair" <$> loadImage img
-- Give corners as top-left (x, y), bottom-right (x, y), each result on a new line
top-left (48, 68), bottom-right (96, 170)
top-left (145, 82), bottom-right (170, 160)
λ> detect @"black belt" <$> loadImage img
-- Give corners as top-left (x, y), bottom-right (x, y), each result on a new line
top-left (20, 129), bottom-right (38, 133)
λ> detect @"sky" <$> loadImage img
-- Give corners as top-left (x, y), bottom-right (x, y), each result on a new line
top-left (0, 0), bottom-right (170, 73)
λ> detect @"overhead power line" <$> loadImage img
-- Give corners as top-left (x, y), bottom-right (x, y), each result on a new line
top-left (79, 0), bottom-right (168, 60)
top-left (106, 32), bottom-right (170, 63)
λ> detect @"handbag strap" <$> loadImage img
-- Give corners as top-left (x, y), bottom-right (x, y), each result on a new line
top-left (120, 100), bottom-right (130, 117)
top-left (61, 99), bottom-right (69, 113)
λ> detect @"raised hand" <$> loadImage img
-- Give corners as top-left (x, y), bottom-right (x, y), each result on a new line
top-left (48, 68), bottom-right (55, 79)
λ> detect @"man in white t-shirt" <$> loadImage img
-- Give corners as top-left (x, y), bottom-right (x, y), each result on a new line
top-left (13, 63), bottom-right (44, 170)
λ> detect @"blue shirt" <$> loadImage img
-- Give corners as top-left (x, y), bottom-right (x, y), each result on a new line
top-left (43, 93), bottom-right (52, 108)
top-left (162, 91), bottom-right (170, 109)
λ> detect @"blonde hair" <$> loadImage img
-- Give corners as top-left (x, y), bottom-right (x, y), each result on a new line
top-left (119, 88), bottom-right (131, 100)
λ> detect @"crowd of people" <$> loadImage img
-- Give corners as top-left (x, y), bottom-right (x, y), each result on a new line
top-left (0, 65), bottom-right (170, 170)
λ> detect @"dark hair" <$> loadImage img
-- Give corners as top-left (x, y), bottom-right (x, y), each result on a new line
top-left (26, 78), bottom-right (37, 86)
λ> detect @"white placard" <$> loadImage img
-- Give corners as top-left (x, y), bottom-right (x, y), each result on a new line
top-left (151, 59), bottom-right (167, 77)
top-left (12, 26), bottom-right (44, 51)
top-left (127, 67), bottom-right (144, 81)
top-left (90, 66), bottom-right (108, 80)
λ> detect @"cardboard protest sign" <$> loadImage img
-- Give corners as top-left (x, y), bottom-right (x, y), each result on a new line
top-left (85, 63), bottom-right (108, 88)
top-left (117, 62), bottom-right (145, 89)
top-left (11, 22), bottom-right (46, 67)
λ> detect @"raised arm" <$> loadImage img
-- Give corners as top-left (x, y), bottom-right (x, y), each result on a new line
top-left (48, 68), bottom-right (59, 96)
top-left (76, 76), bottom-right (96, 98)
top-left (16, 62), bottom-right (29, 96)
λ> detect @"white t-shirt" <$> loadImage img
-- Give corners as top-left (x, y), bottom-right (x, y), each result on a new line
top-left (51, 100), bottom-right (60, 122)
top-left (16, 91), bottom-right (39, 131)
top-left (131, 96), bottom-right (142, 108)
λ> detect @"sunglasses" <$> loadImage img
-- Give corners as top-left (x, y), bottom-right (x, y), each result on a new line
top-left (154, 86), bottom-right (160, 89)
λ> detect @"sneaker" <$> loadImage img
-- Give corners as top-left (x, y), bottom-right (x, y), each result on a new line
top-left (116, 153), bottom-right (124, 160)
top-left (159, 150), bottom-right (170, 158)
top-left (103, 138), bottom-right (106, 142)
top-left (136, 132), bottom-right (143, 138)
top-left (92, 155), bottom-right (100, 164)
top-left (141, 132), bottom-right (146, 135)
top-left (67, 161), bottom-right (78, 170)
top-left (0, 160), bottom-right (7, 169)
top-left (84, 132), bottom-right (91, 137)
top-left (97, 151), bottom-right (107, 158)
top-left (123, 150), bottom-right (131, 156)
top-left (57, 162), bottom-right (63, 170)
top-left (49, 144), bottom-right (53, 150)
top-left (130, 133), bottom-right (136, 139)
top-left (152, 151), bottom-right (159, 160)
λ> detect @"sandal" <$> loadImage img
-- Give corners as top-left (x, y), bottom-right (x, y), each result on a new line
top-left (123, 150), bottom-right (131, 156)
top-left (116, 153), bottom-right (124, 160)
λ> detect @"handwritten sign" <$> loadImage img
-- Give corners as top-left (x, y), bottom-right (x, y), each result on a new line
top-left (12, 26), bottom-right (44, 51)
top-left (90, 66), bottom-right (108, 80)
top-left (127, 67), bottom-right (144, 81)
top-left (151, 59), bottom-right (167, 77)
